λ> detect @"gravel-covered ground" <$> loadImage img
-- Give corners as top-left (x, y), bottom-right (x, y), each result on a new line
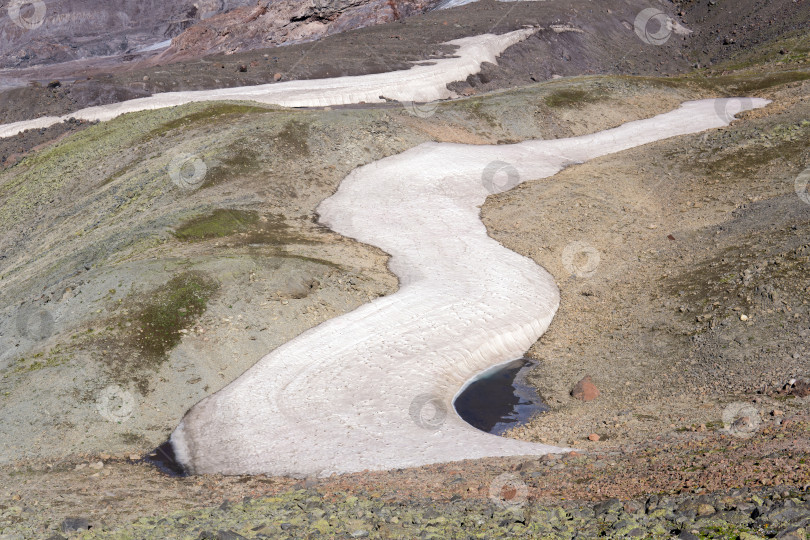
top-left (75, 485), bottom-right (810, 539)
top-left (2, 414), bottom-right (809, 538)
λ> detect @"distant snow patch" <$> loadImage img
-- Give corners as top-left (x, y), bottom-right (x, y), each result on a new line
top-left (435, 0), bottom-right (545, 8)
top-left (0, 28), bottom-right (536, 139)
top-left (134, 39), bottom-right (172, 53)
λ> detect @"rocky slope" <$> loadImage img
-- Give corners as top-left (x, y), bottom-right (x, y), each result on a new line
top-left (0, 0), bottom-right (256, 69)
top-left (2, 415), bottom-right (809, 537)
top-left (158, 0), bottom-right (443, 62)
top-left (1, 0), bottom-right (692, 125)
top-left (4, 0), bottom-right (807, 129)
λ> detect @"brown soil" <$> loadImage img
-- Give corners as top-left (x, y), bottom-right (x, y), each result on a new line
top-left (2, 414), bottom-right (808, 535)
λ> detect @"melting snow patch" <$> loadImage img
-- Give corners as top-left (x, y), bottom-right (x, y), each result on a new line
top-left (166, 97), bottom-right (769, 476)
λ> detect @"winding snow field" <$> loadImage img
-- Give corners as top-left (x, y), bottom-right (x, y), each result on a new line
top-left (169, 98), bottom-right (768, 476)
top-left (0, 25), bottom-right (770, 476)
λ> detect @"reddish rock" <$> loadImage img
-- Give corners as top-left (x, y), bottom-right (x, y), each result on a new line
top-left (588, 433), bottom-right (600, 442)
top-left (160, 0), bottom-right (443, 63)
top-left (273, 72), bottom-right (283, 82)
top-left (571, 375), bottom-right (599, 401)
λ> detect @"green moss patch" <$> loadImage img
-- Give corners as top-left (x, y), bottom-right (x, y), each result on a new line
top-left (544, 88), bottom-right (609, 108)
top-left (146, 103), bottom-right (272, 140)
top-left (173, 209), bottom-right (260, 241)
top-left (91, 271), bottom-right (219, 392)
top-left (11, 345), bottom-right (70, 374)
top-left (173, 209), bottom-right (310, 245)
top-left (131, 271), bottom-right (219, 358)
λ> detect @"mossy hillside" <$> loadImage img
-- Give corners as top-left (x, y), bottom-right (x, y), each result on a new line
top-left (0, 102), bottom-right (311, 301)
top-left (0, 98), bottom-right (421, 385)
top-left (717, 28), bottom-right (810, 71)
top-left (0, 101), bottom-right (271, 232)
top-left (173, 209), bottom-right (311, 245)
top-left (0, 116), bottom-right (152, 232)
top-left (101, 103), bottom-right (273, 187)
top-left (144, 103), bottom-right (275, 140)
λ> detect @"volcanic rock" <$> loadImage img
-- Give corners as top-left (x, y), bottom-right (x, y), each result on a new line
top-left (571, 375), bottom-right (599, 401)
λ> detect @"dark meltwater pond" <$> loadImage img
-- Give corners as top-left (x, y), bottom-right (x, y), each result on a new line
top-left (146, 440), bottom-right (187, 477)
top-left (454, 358), bottom-right (548, 435)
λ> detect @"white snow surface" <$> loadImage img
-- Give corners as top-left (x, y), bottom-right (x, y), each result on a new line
top-left (170, 97), bottom-right (769, 476)
top-left (133, 39), bottom-right (173, 53)
top-left (435, 0), bottom-right (545, 9)
top-left (0, 28), bottom-right (536, 139)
